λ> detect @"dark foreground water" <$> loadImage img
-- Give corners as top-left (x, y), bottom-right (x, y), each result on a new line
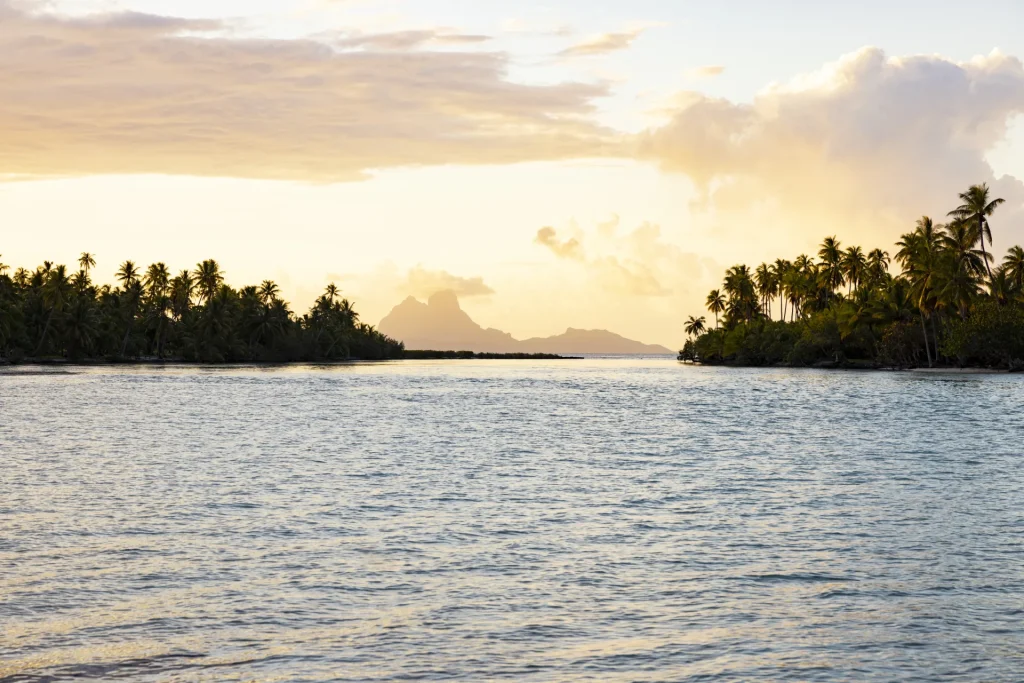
top-left (1, 360), bottom-right (1023, 682)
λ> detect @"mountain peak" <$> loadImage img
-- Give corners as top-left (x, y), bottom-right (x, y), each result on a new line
top-left (379, 293), bottom-right (672, 354)
top-left (427, 289), bottom-right (462, 310)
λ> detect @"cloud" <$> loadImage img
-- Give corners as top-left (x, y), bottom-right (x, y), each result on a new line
top-left (327, 29), bottom-right (492, 51)
top-left (534, 222), bottom-right (713, 298)
top-left (559, 27), bottom-right (647, 58)
top-left (596, 214), bottom-right (620, 237)
top-left (640, 47), bottom-right (1024, 246)
top-left (687, 65), bottom-right (725, 79)
top-left (0, 1), bottom-right (615, 182)
top-left (400, 267), bottom-right (495, 299)
top-left (591, 256), bottom-right (668, 296)
top-left (535, 227), bottom-right (585, 260)
top-left (501, 18), bottom-right (573, 37)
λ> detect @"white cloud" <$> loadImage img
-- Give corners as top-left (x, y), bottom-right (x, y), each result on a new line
top-left (535, 221), bottom-right (714, 298)
top-left (639, 47), bottom-right (1024, 247)
top-left (399, 267), bottom-right (495, 299)
top-left (0, 0), bottom-right (616, 182)
top-left (558, 27), bottom-right (648, 58)
top-left (535, 226), bottom-right (585, 260)
top-left (686, 65), bottom-right (725, 79)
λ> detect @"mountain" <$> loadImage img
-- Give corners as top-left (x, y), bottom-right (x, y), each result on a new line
top-left (378, 291), bottom-right (673, 355)
top-left (518, 328), bottom-right (673, 355)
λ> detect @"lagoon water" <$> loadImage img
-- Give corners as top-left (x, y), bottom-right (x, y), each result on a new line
top-left (2, 360), bottom-right (1023, 682)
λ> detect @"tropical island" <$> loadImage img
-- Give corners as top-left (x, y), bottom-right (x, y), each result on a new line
top-left (0, 257), bottom-right (407, 363)
top-left (680, 184), bottom-right (1024, 370)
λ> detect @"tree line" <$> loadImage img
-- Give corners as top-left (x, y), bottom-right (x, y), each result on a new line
top-left (0, 256), bottom-right (404, 362)
top-left (681, 183), bottom-right (1024, 369)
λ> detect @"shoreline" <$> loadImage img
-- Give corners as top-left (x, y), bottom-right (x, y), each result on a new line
top-left (0, 352), bottom-right (583, 368)
top-left (679, 360), bottom-right (1018, 374)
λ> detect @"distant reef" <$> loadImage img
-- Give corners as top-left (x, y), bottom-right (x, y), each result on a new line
top-left (379, 291), bottom-right (673, 355)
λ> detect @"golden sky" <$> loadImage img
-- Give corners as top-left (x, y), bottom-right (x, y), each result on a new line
top-left (2, 0), bottom-right (1024, 347)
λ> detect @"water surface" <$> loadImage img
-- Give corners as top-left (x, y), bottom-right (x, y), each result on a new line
top-left (2, 360), bottom-right (1022, 681)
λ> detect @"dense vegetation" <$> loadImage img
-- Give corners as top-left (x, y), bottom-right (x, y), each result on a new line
top-left (0, 256), bottom-right (404, 362)
top-left (680, 184), bottom-right (1024, 370)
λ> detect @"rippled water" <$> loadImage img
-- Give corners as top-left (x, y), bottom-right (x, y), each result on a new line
top-left (2, 360), bottom-right (1023, 682)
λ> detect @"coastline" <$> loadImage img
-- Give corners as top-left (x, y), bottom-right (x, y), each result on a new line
top-left (0, 351), bottom-right (583, 367)
top-left (678, 359), bottom-right (1019, 373)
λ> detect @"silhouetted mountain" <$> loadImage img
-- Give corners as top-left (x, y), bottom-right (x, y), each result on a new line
top-left (379, 291), bottom-right (673, 354)
top-left (519, 328), bottom-right (672, 355)
top-left (379, 291), bottom-right (520, 352)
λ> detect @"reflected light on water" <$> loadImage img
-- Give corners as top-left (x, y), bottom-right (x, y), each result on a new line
top-left (1, 360), bottom-right (1022, 681)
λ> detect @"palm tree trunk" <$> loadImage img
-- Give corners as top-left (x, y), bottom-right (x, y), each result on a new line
top-left (930, 314), bottom-right (940, 365)
top-left (34, 308), bottom-right (55, 357)
top-left (920, 313), bottom-right (932, 368)
top-left (121, 309), bottom-right (134, 357)
top-left (121, 325), bottom-right (132, 357)
top-left (980, 221), bottom-right (993, 279)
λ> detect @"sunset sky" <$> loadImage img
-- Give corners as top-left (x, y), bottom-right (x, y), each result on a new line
top-left (3, 0), bottom-right (1024, 347)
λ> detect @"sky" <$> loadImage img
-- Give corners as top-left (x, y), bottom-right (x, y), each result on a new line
top-left (2, 0), bottom-right (1024, 347)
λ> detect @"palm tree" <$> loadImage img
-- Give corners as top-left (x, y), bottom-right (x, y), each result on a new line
top-left (0, 255), bottom-right (8, 275)
top-left (194, 259), bottom-right (224, 304)
top-left (790, 255), bottom-right (814, 320)
top-left (842, 246), bottom-right (867, 294)
top-left (706, 290), bottom-right (725, 329)
top-left (773, 259), bottom-right (790, 319)
top-left (755, 263), bottom-right (773, 318)
top-left (258, 280), bottom-right (280, 304)
top-left (325, 283), bottom-right (340, 305)
top-left (936, 221), bottom-right (987, 320)
top-left (948, 183), bottom-right (1005, 279)
top-left (338, 298), bottom-right (359, 326)
top-left (684, 316), bottom-right (707, 338)
top-left (116, 260), bottom-right (140, 289)
top-left (818, 237), bottom-right (845, 302)
top-left (170, 270), bottom-right (195, 319)
top-left (866, 249), bottom-right (890, 288)
top-left (723, 265), bottom-right (759, 323)
top-left (1003, 246), bottom-right (1024, 291)
top-left (895, 218), bottom-right (944, 367)
top-left (144, 262), bottom-right (171, 299)
top-left (64, 295), bottom-right (99, 359)
top-left (34, 265), bottom-right (72, 356)
top-left (988, 267), bottom-right (1013, 305)
top-left (78, 253), bottom-right (96, 279)
top-left (146, 293), bottom-right (172, 358)
top-left (120, 281), bottom-right (144, 357)
top-left (940, 221), bottom-right (989, 280)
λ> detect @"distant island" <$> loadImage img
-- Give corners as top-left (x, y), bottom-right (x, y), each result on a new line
top-left (680, 183), bottom-right (1024, 370)
top-left (379, 290), bottom-right (673, 355)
